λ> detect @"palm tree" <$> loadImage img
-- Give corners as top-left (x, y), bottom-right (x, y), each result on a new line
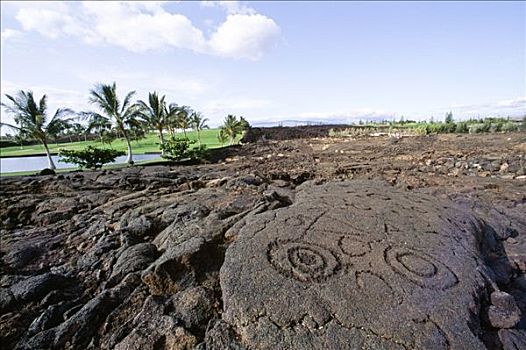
top-left (47, 118), bottom-right (72, 145)
top-left (137, 92), bottom-right (168, 155)
top-left (89, 82), bottom-right (140, 165)
top-left (190, 112), bottom-right (209, 146)
top-left (166, 103), bottom-right (179, 138)
top-left (70, 122), bottom-right (87, 142)
top-left (217, 129), bottom-right (228, 146)
top-left (81, 112), bottom-right (112, 143)
top-left (239, 116), bottom-right (250, 131)
top-left (1, 90), bottom-right (74, 169)
top-left (177, 106), bottom-right (192, 139)
top-left (220, 114), bottom-right (243, 145)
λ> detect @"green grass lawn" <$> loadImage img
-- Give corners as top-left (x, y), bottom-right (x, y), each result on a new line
top-left (0, 129), bottom-right (232, 157)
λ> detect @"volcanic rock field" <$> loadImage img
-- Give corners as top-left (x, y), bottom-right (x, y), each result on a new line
top-left (1, 131), bottom-right (525, 349)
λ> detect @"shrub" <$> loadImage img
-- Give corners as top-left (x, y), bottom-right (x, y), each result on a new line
top-left (59, 146), bottom-right (125, 169)
top-left (493, 120), bottom-right (505, 132)
top-left (414, 125), bottom-right (429, 135)
top-left (455, 122), bottom-right (469, 133)
top-left (501, 122), bottom-right (519, 132)
top-left (468, 123), bottom-right (487, 134)
top-left (161, 137), bottom-right (208, 161)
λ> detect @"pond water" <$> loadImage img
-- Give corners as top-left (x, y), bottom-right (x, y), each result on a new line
top-left (0, 153), bottom-right (161, 173)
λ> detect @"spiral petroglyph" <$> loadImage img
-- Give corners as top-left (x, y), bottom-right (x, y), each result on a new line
top-left (267, 240), bottom-right (342, 282)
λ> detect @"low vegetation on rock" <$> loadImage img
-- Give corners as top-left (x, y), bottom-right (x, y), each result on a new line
top-left (58, 146), bottom-right (125, 169)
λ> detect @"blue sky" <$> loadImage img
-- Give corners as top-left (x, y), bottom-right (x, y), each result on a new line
top-left (1, 1), bottom-right (525, 128)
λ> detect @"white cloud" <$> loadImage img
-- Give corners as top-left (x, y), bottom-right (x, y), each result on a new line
top-left (441, 97), bottom-right (526, 119)
top-left (16, 7), bottom-right (83, 39)
top-left (7, 1), bottom-right (281, 59)
top-left (200, 1), bottom-right (256, 15)
top-left (0, 80), bottom-right (89, 131)
top-left (496, 97), bottom-right (526, 108)
top-left (76, 68), bottom-right (212, 99)
top-left (0, 29), bottom-right (22, 44)
top-left (80, 2), bottom-right (207, 52)
top-left (209, 14), bottom-right (281, 60)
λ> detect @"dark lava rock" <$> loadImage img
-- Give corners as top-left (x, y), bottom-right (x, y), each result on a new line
top-left (488, 291), bottom-right (522, 329)
top-left (17, 273), bottom-right (140, 350)
top-left (3, 245), bottom-right (44, 270)
top-left (39, 168), bottom-right (56, 176)
top-left (108, 243), bottom-right (159, 286)
top-left (220, 181), bottom-right (489, 349)
top-left (201, 319), bottom-right (247, 350)
top-left (114, 295), bottom-right (197, 350)
top-left (171, 286), bottom-right (214, 329)
top-left (142, 237), bottom-right (204, 295)
top-left (498, 329), bottom-right (526, 350)
top-left (10, 273), bottom-right (68, 304)
top-left (27, 302), bottom-right (71, 336)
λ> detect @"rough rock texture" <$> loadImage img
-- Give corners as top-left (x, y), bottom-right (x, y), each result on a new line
top-left (488, 291), bottom-right (522, 329)
top-left (1, 132), bottom-right (525, 349)
top-left (221, 181), bottom-right (488, 349)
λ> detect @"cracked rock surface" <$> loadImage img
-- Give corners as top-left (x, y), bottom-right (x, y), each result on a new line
top-left (221, 181), bottom-right (487, 349)
top-left (1, 132), bottom-right (525, 349)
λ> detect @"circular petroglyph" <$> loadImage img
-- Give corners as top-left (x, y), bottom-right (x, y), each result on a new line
top-left (221, 181), bottom-right (486, 349)
top-left (385, 247), bottom-right (458, 290)
top-left (267, 240), bottom-right (342, 283)
top-left (339, 236), bottom-right (372, 257)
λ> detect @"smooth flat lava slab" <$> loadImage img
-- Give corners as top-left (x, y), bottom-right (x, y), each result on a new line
top-left (220, 181), bottom-right (489, 349)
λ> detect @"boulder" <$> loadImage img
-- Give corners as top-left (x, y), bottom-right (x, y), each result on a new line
top-left (108, 243), bottom-right (158, 286)
top-left (170, 286), bottom-right (214, 329)
top-left (498, 329), bottom-right (526, 350)
top-left (488, 291), bottom-right (522, 329)
top-left (10, 273), bottom-right (69, 304)
top-left (202, 319), bottom-right (247, 350)
top-left (220, 181), bottom-right (489, 349)
top-left (39, 168), bottom-right (56, 176)
top-left (142, 237), bottom-right (204, 295)
top-left (114, 295), bottom-right (197, 350)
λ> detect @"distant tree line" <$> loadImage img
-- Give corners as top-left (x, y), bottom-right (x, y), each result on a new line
top-left (351, 112), bottom-right (525, 135)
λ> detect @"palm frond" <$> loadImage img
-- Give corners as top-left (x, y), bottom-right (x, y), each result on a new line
top-left (0, 122), bottom-right (22, 133)
top-left (121, 90), bottom-right (137, 113)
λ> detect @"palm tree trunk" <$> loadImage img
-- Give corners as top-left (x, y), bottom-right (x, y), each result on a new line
top-left (42, 140), bottom-right (56, 170)
top-left (197, 129), bottom-right (201, 147)
top-left (158, 129), bottom-right (165, 156)
top-left (183, 129), bottom-right (187, 139)
top-left (124, 135), bottom-right (133, 165)
top-left (118, 122), bottom-right (134, 165)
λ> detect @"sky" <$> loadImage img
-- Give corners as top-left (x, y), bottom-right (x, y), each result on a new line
top-left (1, 0), bottom-right (525, 130)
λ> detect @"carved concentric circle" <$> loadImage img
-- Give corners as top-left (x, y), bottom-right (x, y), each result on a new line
top-left (267, 240), bottom-right (341, 283)
top-left (385, 247), bottom-right (458, 290)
